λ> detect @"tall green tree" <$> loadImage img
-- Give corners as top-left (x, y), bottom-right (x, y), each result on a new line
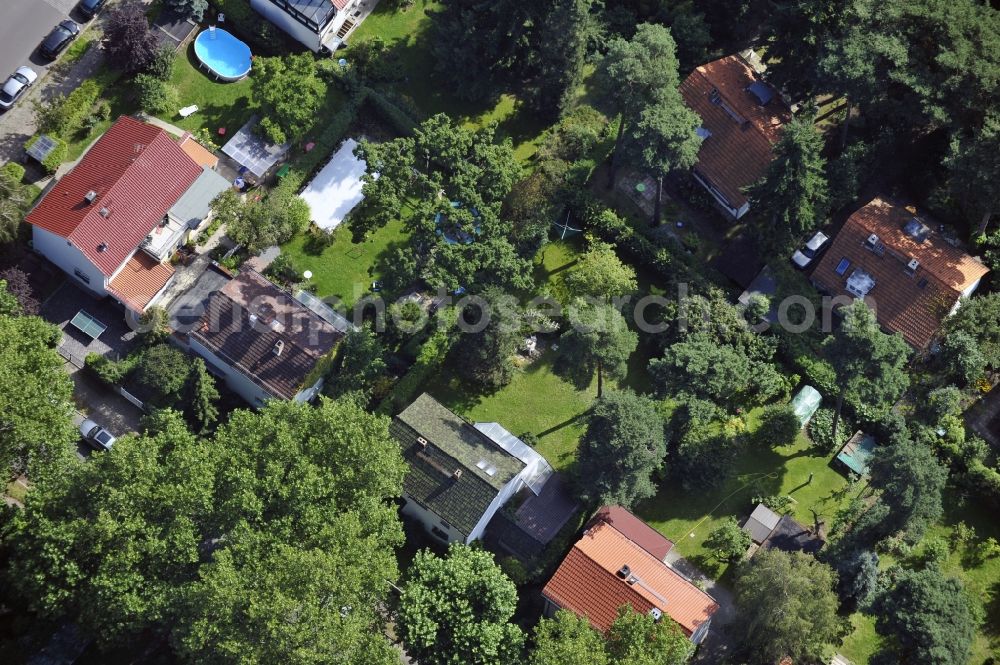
top-left (946, 111), bottom-right (1000, 236)
top-left (6, 411), bottom-right (213, 642)
top-left (944, 292), bottom-right (1000, 372)
top-left (103, 1), bottom-right (161, 74)
top-left (574, 390), bottom-right (666, 508)
top-left (522, 0), bottom-right (595, 121)
top-left (355, 115), bottom-right (529, 292)
top-left (623, 90), bottom-right (701, 225)
top-left (563, 240), bottom-right (637, 302)
top-left (761, 0), bottom-right (849, 101)
top-left (252, 53), bottom-right (326, 144)
top-left (398, 544), bottom-right (524, 665)
top-left (731, 549), bottom-right (841, 664)
top-left (325, 323), bottom-right (388, 399)
top-left (824, 300), bottom-right (910, 441)
top-left (0, 315), bottom-right (76, 477)
top-left (187, 358), bottom-right (219, 432)
top-left (606, 605), bottom-right (694, 665)
top-left (595, 24), bottom-right (684, 188)
top-left (867, 439), bottom-right (948, 541)
top-left (557, 300), bottom-right (638, 397)
top-left (748, 116), bottom-right (829, 248)
top-left (5, 399), bottom-right (406, 657)
top-left (164, 0), bottom-right (207, 20)
top-left (871, 567), bottom-right (977, 665)
top-left (530, 610), bottom-right (609, 665)
top-left (428, 0), bottom-right (530, 103)
top-left (451, 288), bottom-right (522, 391)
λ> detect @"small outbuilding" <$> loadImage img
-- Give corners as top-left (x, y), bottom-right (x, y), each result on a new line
top-left (835, 431), bottom-right (877, 476)
top-left (743, 503), bottom-right (781, 544)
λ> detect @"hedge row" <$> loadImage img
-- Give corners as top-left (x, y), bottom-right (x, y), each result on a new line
top-left (377, 326), bottom-right (456, 415)
top-left (583, 204), bottom-right (675, 280)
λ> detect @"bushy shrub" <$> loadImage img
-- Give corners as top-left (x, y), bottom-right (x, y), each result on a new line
top-left (753, 494), bottom-right (794, 514)
top-left (143, 45), bottom-right (176, 81)
top-left (85, 353), bottom-right (137, 386)
top-left (0, 163), bottom-right (26, 183)
top-left (134, 74), bottom-right (177, 114)
top-left (755, 403), bottom-right (801, 447)
top-left (808, 407), bottom-right (849, 450)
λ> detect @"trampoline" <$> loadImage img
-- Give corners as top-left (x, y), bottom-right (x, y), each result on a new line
top-left (194, 27), bottom-right (251, 82)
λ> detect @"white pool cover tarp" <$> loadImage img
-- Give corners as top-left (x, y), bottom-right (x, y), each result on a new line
top-left (298, 138), bottom-right (372, 231)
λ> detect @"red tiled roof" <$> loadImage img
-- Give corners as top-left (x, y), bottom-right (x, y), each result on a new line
top-left (178, 133), bottom-right (219, 170)
top-left (812, 197), bottom-right (989, 348)
top-left (107, 251), bottom-right (174, 313)
top-left (26, 116), bottom-right (202, 277)
top-left (542, 518), bottom-right (718, 636)
top-left (591, 506), bottom-right (674, 561)
top-left (331, 0), bottom-right (349, 9)
top-left (680, 55), bottom-right (790, 210)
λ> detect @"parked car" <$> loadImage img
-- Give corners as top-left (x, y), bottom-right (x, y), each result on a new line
top-left (79, 419), bottom-right (116, 452)
top-left (791, 231), bottom-right (830, 269)
top-left (0, 66), bottom-right (37, 111)
top-left (40, 20), bottom-right (81, 60)
top-left (79, 0), bottom-right (107, 19)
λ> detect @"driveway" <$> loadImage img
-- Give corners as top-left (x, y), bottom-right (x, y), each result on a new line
top-left (66, 364), bottom-right (143, 440)
top-left (663, 548), bottom-right (738, 663)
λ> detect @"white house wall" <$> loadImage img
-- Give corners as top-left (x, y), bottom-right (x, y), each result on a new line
top-left (32, 226), bottom-right (108, 296)
top-left (249, 0), bottom-right (323, 51)
top-left (187, 337), bottom-right (274, 407)
top-left (400, 492), bottom-right (468, 544)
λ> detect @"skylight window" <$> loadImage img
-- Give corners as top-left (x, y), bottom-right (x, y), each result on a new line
top-left (835, 258), bottom-right (851, 276)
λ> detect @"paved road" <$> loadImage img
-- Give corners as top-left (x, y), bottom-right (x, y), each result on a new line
top-left (0, 0), bottom-right (79, 77)
top-left (0, 2), bottom-right (107, 168)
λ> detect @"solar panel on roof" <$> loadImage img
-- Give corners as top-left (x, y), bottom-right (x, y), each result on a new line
top-left (26, 134), bottom-right (58, 162)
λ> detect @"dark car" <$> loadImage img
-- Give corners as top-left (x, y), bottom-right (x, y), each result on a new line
top-left (40, 20), bottom-right (80, 60)
top-left (79, 0), bottom-right (107, 19)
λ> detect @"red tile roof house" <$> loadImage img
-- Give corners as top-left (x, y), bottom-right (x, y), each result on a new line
top-left (680, 54), bottom-right (791, 220)
top-left (25, 116), bottom-right (229, 315)
top-left (542, 507), bottom-right (720, 645)
top-left (811, 197), bottom-right (990, 349)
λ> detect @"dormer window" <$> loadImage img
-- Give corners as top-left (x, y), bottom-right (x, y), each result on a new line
top-left (696, 126), bottom-right (712, 140)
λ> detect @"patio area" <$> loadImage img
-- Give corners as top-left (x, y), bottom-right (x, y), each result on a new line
top-left (40, 282), bottom-right (138, 365)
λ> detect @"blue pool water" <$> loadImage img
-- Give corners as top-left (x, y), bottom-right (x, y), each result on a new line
top-left (194, 28), bottom-right (252, 82)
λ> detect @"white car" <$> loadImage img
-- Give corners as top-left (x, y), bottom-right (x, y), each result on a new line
top-left (0, 66), bottom-right (37, 111)
top-left (79, 419), bottom-right (116, 452)
top-left (791, 231), bottom-right (830, 269)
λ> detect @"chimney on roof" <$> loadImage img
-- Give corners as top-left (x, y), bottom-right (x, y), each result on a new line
top-left (906, 258), bottom-right (919, 275)
top-left (417, 436), bottom-right (428, 449)
top-left (452, 469), bottom-right (463, 480)
top-left (84, 190), bottom-right (97, 205)
top-left (97, 242), bottom-right (108, 252)
top-left (99, 207), bottom-right (110, 218)
top-left (617, 565), bottom-right (631, 579)
top-left (650, 608), bottom-right (663, 622)
top-left (272, 340), bottom-right (284, 356)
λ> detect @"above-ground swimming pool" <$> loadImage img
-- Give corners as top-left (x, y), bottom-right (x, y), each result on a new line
top-left (194, 27), bottom-right (252, 82)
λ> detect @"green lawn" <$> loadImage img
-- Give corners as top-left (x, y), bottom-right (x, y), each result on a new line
top-left (280, 218), bottom-right (408, 310)
top-left (161, 43), bottom-right (256, 136)
top-left (635, 417), bottom-right (857, 580)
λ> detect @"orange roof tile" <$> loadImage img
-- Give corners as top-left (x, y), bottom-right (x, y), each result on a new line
top-left (107, 252), bottom-right (174, 313)
top-left (179, 133), bottom-right (219, 170)
top-left (680, 55), bottom-right (790, 210)
top-left (812, 197), bottom-right (989, 348)
top-left (542, 518), bottom-right (718, 636)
